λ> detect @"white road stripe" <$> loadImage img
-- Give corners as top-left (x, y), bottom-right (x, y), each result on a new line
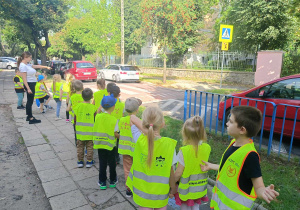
top-left (169, 101), bottom-right (184, 115)
top-left (160, 99), bottom-right (175, 109)
top-left (118, 84), bottom-right (151, 93)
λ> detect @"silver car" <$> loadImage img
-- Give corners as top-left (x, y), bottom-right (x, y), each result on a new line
top-left (98, 64), bottom-right (140, 82)
top-left (0, 58), bottom-right (17, 69)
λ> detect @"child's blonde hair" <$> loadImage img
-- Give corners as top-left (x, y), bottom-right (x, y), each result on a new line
top-left (52, 74), bottom-right (62, 93)
top-left (142, 107), bottom-right (164, 168)
top-left (182, 116), bottom-right (207, 157)
top-left (65, 73), bottom-right (74, 83)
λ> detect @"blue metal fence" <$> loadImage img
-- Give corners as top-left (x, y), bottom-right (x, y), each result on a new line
top-left (183, 90), bottom-right (300, 162)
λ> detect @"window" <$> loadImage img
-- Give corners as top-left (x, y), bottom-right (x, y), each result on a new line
top-left (260, 78), bottom-right (300, 99)
top-left (121, 66), bottom-right (137, 71)
top-left (111, 65), bottom-right (119, 70)
top-left (76, 62), bottom-right (94, 68)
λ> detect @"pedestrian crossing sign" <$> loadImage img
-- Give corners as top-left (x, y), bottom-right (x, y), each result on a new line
top-left (219, 24), bottom-right (233, 43)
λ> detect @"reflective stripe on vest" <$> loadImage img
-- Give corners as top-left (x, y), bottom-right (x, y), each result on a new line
top-left (14, 75), bottom-right (24, 89)
top-left (180, 173), bottom-right (208, 184)
top-left (52, 82), bottom-right (63, 98)
top-left (118, 116), bottom-right (135, 156)
top-left (76, 122), bottom-right (94, 127)
top-left (179, 184), bottom-right (207, 195)
top-left (34, 83), bottom-right (47, 99)
top-left (133, 186), bottom-right (169, 201)
top-left (210, 139), bottom-right (257, 210)
top-left (132, 170), bottom-right (169, 184)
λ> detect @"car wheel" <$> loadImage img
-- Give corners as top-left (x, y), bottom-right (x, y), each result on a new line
top-left (114, 74), bottom-right (120, 83)
top-left (225, 108), bottom-right (231, 123)
top-left (92, 79), bottom-right (96, 82)
top-left (7, 65), bottom-right (12, 69)
top-left (112, 74), bottom-right (116, 82)
top-left (100, 72), bottom-right (105, 79)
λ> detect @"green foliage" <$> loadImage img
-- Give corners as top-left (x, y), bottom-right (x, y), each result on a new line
top-left (216, 0), bottom-right (295, 52)
top-left (282, 52), bottom-right (300, 77)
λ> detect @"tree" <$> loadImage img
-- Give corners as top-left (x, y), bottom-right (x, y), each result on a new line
top-left (141, 0), bottom-right (198, 83)
top-left (215, 0), bottom-right (294, 52)
top-left (0, 0), bottom-right (68, 64)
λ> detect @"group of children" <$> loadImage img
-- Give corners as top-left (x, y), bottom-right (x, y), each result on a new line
top-left (14, 71), bottom-right (279, 210)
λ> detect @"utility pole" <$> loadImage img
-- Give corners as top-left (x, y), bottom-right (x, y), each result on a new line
top-left (121, 0), bottom-right (124, 65)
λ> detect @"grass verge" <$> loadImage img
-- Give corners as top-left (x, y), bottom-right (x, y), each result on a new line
top-left (205, 88), bottom-right (240, 95)
top-left (136, 107), bottom-right (300, 210)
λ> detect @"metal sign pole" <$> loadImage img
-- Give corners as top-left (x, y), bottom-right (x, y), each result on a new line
top-left (220, 50), bottom-right (224, 88)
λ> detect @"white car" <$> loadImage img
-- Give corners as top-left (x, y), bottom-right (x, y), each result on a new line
top-left (99, 64), bottom-right (140, 82)
top-left (0, 58), bottom-right (17, 69)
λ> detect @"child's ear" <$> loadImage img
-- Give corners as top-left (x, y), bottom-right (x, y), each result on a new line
top-left (240, 126), bottom-right (247, 135)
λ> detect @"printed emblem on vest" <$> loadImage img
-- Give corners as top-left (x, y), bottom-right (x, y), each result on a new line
top-left (140, 153), bottom-right (147, 165)
top-left (86, 113), bottom-right (91, 119)
top-left (155, 156), bottom-right (165, 167)
top-left (226, 165), bottom-right (236, 177)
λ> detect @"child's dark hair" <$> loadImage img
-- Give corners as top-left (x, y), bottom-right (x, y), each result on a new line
top-left (82, 88), bottom-right (93, 101)
top-left (231, 106), bottom-right (262, 137)
top-left (73, 80), bottom-right (84, 92)
top-left (15, 68), bottom-right (20, 73)
top-left (97, 79), bottom-right (105, 89)
top-left (110, 85), bottom-right (120, 98)
top-left (107, 82), bottom-right (116, 93)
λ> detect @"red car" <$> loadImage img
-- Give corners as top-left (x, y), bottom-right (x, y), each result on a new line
top-left (64, 61), bottom-right (97, 81)
top-left (218, 74), bottom-right (300, 139)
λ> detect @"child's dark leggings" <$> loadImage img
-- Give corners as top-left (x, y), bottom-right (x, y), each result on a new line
top-left (66, 102), bottom-right (69, 119)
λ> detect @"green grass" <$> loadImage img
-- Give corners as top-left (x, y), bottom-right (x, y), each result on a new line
top-left (134, 109), bottom-right (300, 210)
top-left (18, 137), bottom-right (24, 144)
top-left (42, 134), bottom-right (50, 143)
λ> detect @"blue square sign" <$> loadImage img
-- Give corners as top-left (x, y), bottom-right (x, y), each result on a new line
top-left (222, 28), bottom-right (231, 40)
top-left (219, 24), bottom-right (233, 42)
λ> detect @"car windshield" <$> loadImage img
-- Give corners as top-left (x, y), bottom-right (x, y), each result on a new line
top-left (76, 62), bottom-right (94, 68)
top-left (121, 66), bottom-right (136, 71)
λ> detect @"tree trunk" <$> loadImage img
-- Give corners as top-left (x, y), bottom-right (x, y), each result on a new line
top-left (163, 55), bottom-right (167, 84)
top-left (33, 45), bottom-right (38, 65)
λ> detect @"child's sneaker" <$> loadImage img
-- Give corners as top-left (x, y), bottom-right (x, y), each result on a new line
top-left (66, 119), bottom-right (70, 123)
top-left (98, 181), bottom-right (107, 190)
top-left (125, 189), bottom-right (132, 197)
top-left (109, 179), bottom-right (118, 188)
top-left (77, 161), bottom-right (84, 168)
top-left (86, 160), bottom-right (95, 168)
top-left (17, 106), bottom-right (25, 110)
top-left (55, 117), bottom-right (62, 121)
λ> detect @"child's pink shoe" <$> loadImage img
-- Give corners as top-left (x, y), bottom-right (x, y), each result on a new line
top-left (66, 119), bottom-right (70, 123)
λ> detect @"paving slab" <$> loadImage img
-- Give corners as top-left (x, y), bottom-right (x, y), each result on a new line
top-left (21, 130), bottom-right (44, 141)
top-left (104, 201), bottom-right (135, 210)
top-left (87, 188), bottom-right (121, 206)
top-left (38, 150), bottom-right (57, 160)
top-left (62, 158), bottom-right (78, 171)
top-left (33, 158), bottom-right (63, 172)
top-left (42, 176), bottom-right (77, 198)
top-left (56, 150), bottom-right (77, 161)
top-left (49, 190), bottom-right (88, 210)
top-left (52, 142), bottom-right (76, 153)
top-left (69, 167), bottom-right (99, 182)
top-left (76, 176), bottom-right (99, 195)
top-left (38, 166), bottom-right (70, 183)
top-left (72, 205), bottom-right (93, 210)
top-left (30, 153), bottom-right (41, 162)
top-left (24, 138), bottom-right (47, 147)
top-left (48, 138), bottom-right (70, 145)
top-left (27, 143), bottom-right (52, 154)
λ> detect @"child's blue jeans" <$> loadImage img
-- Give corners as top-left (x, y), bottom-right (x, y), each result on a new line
top-left (54, 98), bottom-right (62, 117)
top-left (16, 92), bottom-right (24, 107)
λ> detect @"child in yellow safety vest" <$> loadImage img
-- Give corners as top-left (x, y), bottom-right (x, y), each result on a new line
top-left (93, 78), bottom-right (108, 108)
top-left (93, 95), bottom-right (120, 190)
top-left (119, 97), bottom-right (142, 198)
top-left (202, 106), bottom-right (279, 210)
top-left (67, 80), bottom-right (84, 145)
top-left (73, 88), bottom-right (98, 168)
top-left (126, 107), bottom-right (177, 210)
top-left (51, 74), bottom-right (64, 120)
top-left (34, 75), bottom-right (51, 114)
top-left (110, 85), bottom-right (125, 164)
top-left (13, 68), bottom-right (25, 109)
top-left (65, 73), bottom-right (74, 123)
top-left (173, 116), bottom-right (211, 210)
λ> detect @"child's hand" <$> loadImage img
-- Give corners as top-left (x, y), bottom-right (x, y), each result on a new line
top-left (169, 187), bottom-right (176, 199)
top-left (201, 161), bottom-right (212, 171)
top-left (261, 184), bottom-right (279, 203)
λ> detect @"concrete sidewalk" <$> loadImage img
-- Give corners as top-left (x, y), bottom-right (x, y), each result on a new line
top-left (1, 69), bottom-right (264, 210)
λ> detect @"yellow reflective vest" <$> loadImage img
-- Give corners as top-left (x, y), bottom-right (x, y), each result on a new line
top-left (51, 82), bottom-right (63, 99)
top-left (210, 139), bottom-right (259, 210)
top-left (126, 135), bottom-right (177, 208)
top-left (111, 99), bottom-right (125, 120)
top-left (93, 112), bottom-right (117, 150)
top-left (74, 103), bottom-right (97, 141)
top-left (70, 93), bottom-right (84, 124)
top-left (93, 89), bottom-right (108, 107)
top-left (61, 83), bottom-right (70, 100)
top-left (178, 143), bottom-right (211, 201)
top-left (34, 82), bottom-right (47, 99)
top-left (118, 116), bottom-right (135, 156)
top-left (14, 75), bottom-right (24, 89)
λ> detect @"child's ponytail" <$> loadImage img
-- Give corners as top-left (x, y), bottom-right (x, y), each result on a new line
top-left (147, 124), bottom-right (154, 168)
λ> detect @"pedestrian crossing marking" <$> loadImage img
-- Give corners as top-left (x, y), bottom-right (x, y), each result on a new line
top-left (222, 28), bottom-right (230, 39)
top-left (219, 24), bottom-right (233, 43)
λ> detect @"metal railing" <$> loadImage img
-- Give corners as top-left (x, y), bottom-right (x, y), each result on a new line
top-left (183, 90), bottom-right (300, 162)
